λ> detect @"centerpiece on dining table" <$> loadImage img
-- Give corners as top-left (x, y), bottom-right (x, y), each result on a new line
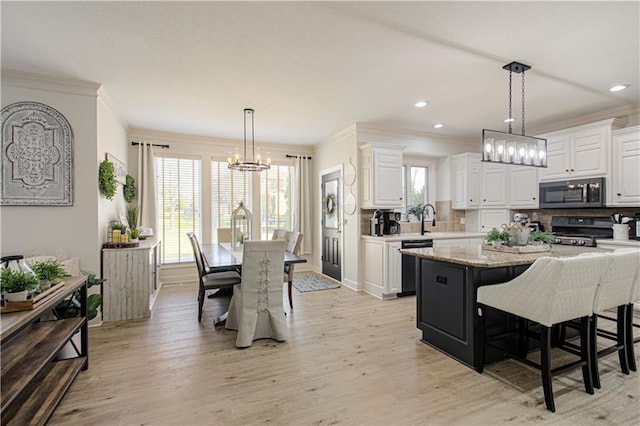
top-left (231, 201), bottom-right (252, 248)
top-left (482, 223), bottom-right (554, 253)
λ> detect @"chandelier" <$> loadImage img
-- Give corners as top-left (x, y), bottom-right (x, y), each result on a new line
top-left (228, 108), bottom-right (270, 172)
top-left (482, 62), bottom-right (547, 168)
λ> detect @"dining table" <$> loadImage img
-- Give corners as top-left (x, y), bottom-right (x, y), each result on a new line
top-left (200, 242), bottom-right (307, 273)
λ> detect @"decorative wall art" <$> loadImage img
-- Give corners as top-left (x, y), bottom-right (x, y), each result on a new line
top-left (1, 101), bottom-right (73, 206)
top-left (106, 152), bottom-right (126, 184)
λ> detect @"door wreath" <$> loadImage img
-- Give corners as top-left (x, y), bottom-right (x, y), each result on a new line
top-left (322, 193), bottom-right (336, 214)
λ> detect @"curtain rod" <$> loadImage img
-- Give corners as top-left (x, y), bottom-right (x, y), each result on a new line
top-left (131, 141), bottom-right (170, 149)
top-left (286, 154), bottom-right (312, 160)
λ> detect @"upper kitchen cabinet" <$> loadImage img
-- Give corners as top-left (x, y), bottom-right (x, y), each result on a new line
top-left (609, 126), bottom-right (640, 206)
top-left (451, 152), bottom-right (481, 210)
top-left (480, 162), bottom-right (507, 207)
top-left (359, 143), bottom-right (404, 209)
top-left (539, 119), bottom-right (625, 181)
top-left (507, 165), bottom-right (538, 208)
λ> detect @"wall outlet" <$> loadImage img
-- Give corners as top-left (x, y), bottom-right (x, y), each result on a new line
top-left (460, 217), bottom-right (465, 225)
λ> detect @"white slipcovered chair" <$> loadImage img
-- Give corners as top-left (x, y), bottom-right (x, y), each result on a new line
top-left (577, 250), bottom-right (640, 388)
top-left (271, 229), bottom-right (286, 240)
top-left (225, 240), bottom-right (288, 348)
top-left (216, 228), bottom-right (232, 243)
top-left (477, 254), bottom-right (610, 412)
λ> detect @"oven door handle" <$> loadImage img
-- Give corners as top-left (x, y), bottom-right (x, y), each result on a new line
top-left (583, 183), bottom-right (589, 202)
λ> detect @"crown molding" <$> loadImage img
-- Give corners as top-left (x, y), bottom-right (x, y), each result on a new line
top-left (313, 124), bottom-right (357, 151)
top-left (1, 69), bottom-right (101, 97)
top-left (529, 103), bottom-right (640, 135)
top-left (97, 86), bottom-right (130, 131)
top-left (355, 122), bottom-right (476, 146)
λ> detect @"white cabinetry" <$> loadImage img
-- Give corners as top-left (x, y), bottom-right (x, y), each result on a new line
top-left (102, 239), bottom-right (161, 322)
top-left (360, 144), bottom-right (404, 209)
top-left (609, 126), bottom-right (640, 206)
top-left (451, 152), bottom-right (481, 210)
top-left (539, 119), bottom-right (624, 181)
top-left (507, 165), bottom-right (539, 208)
top-left (386, 241), bottom-right (402, 295)
top-left (465, 209), bottom-right (510, 232)
top-left (480, 162), bottom-right (507, 207)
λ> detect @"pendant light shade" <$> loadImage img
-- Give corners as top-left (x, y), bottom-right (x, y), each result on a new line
top-left (482, 62), bottom-right (547, 168)
top-left (228, 108), bottom-right (270, 172)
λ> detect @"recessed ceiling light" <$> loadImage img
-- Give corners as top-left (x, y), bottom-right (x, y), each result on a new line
top-left (504, 117), bottom-right (516, 123)
top-left (609, 84), bottom-right (630, 92)
top-left (433, 123), bottom-right (444, 129)
top-left (415, 101), bottom-right (428, 108)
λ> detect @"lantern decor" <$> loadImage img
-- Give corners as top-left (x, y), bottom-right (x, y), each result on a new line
top-left (231, 201), bottom-right (252, 248)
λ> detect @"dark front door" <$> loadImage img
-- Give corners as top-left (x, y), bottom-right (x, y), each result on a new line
top-left (321, 170), bottom-right (341, 281)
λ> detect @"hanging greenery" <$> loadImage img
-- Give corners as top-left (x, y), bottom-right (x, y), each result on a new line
top-left (123, 174), bottom-right (136, 203)
top-left (99, 160), bottom-right (117, 200)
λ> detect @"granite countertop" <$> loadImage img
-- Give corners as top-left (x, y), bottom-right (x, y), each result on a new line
top-left (595, 239), bottom-right (640, 247)
top-left (361, 232), bottom-right (486, 242)
top-left (399, 244), bottom-right (609, 268)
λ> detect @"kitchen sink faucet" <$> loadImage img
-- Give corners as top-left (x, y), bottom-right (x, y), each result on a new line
top-left (421, 203), bottom-right (437, 235)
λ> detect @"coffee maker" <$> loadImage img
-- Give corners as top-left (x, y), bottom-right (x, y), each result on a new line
top-left (370, 210), bottom-right (383, 236)
top-left (383, 212), bottom-right (401, 235)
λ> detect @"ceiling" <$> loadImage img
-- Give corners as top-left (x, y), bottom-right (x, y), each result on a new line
top-left (2, 1), bottom-right (638, 152)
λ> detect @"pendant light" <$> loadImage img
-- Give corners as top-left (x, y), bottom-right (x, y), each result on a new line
top-left (228, 108), bottom-right (270, 172)
top-left (482, 62), bottom-right (547, 168)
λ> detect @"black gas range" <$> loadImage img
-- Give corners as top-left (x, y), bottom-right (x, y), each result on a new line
top-left (551, 216), bottom-right (613, 247)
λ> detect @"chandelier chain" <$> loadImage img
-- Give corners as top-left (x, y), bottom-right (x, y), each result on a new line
top-left (521, 71), bottom-right (526, 136)
top-left (507, 70), bottom-right (513, 134)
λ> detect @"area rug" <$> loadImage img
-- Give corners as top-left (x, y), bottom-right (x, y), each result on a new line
top-left (293, 273), bottom-right (340, 293)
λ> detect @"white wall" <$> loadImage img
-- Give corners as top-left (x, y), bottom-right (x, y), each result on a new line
top-left (1, 73), bottom-right (128, 274)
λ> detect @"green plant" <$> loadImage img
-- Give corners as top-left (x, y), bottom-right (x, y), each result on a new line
top-left (123, 174), bottom-right (136, 203)
top-left (528, 230), bottom-right (554, 244)
top-left (129, 228), bottom-right (141, 240)
top-left (99, 160), bottom-right (117, 200)
top-left (484, 227), bottom-right (511, 244)
top-left (30, 259), bottom-right (69, 285)
top-left (0, 267), bottom-right (40, 294)
top-left (111, 221), bottom-right (127, 232)
top-left (407, 204), bottom-right (423, 217)
top-left (126, 204), bottom-right (139, 230)
top-left (53, 270), bottom-right (105, 320)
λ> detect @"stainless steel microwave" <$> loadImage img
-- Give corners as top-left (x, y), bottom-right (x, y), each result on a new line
top-left (539, 177), bottom-right (605, 208)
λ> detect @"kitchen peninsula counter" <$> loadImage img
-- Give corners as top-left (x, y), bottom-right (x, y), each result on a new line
top-left (400, 244), bottom-right (609, 369)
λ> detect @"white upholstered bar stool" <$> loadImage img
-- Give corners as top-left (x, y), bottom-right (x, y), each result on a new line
top-left (621, 248), bottom-right (640, 372)
top-left (581, 250), bottom-right (639, 388)
top-left (225, 240), bottom-right (288, 348)
top-left (477, 255), bottom-right (609, 412)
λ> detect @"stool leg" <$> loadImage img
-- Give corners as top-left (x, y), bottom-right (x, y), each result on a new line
top-left (517, 318), bottom-right (529, 358)
top-left (626, 303), bottom-right (637, 372)
top-left (618, 305), bottom-right (630, 375)
top-left (589, 315), bottom-right (600, 389)
top-left (540, 325), bottom-right (555, 412)
top-left (477, 305), bottom-right (486, 374)
top-left (581, 316), bottom-right (594, 395)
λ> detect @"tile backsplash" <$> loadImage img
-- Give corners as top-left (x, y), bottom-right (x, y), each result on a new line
top-left (361, 200), bottom-right (465, 235)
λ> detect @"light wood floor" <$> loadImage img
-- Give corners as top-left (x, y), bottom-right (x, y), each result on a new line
top-left (50, 279), bottom-right (640, 425)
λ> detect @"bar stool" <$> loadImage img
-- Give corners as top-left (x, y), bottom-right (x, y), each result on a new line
top-left (477, 255), bottom-right (610, 412)
top-left (620, 248), bottom-right (640, 372)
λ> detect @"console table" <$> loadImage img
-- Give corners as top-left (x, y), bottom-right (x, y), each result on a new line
top-left (0, 275), bottom-right (88, 425)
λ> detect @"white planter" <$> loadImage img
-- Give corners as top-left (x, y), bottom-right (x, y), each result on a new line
top-left (613, 224), bottom-right (630, 240)
top-left (4, 290), bottom-right (28, 302)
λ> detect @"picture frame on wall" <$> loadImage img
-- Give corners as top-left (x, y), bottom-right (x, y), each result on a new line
top-left (106, 153), bottom-right (126, 185)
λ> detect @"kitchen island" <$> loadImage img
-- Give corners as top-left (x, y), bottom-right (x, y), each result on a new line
top-left (399, 244), bottom-right (607, 370)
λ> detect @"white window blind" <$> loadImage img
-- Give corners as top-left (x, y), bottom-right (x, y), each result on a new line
top-left (211, 161), bottom-right (253, 243)
top-left (155, 157), bottom-right (202, 264)
top-left (260, 165), bottom-right (293, 240)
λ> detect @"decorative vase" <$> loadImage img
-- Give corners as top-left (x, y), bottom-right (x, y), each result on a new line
top-left (4, 290), bottom-right (28, 302)
top-left (613, 224), bottom-right (629, 240)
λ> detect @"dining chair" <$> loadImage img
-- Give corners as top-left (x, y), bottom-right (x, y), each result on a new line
top-left (476, 255), bottom-right (610, 412)
top-left (283, 231), bottom-right (304, 309)
top-left (271, 228), bottom-right (286, 240)
top-left (217, 228), bottom-right (232, 243)
top-left (225, 240), bottom-right (288, 348)
top-left (187, 232), bottom-right (241, 323)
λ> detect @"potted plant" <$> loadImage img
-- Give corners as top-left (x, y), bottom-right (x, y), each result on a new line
top-left (30, 259), bottom-right (69, 290)
top-left (53, 270), bottom-right (105, 320)
top-left (129, 227), bottom-right (141, 242)
top-left (0, 267), bottom-right (40, 302)
top-left (407, 204), bottom-right (423, 222)
top-left (484, 227), bottom-right (511, 247)
top-left (126, 204), bottom-right (139, 230)
top-left (528, 230), bottom-right (555, 245)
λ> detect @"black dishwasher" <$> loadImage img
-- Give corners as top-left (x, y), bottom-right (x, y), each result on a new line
top-left (399, 239), bottom-right (433, 296)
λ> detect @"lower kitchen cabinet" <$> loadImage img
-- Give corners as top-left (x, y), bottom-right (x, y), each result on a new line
top-left (387, 241), bottom-right (402, 295)
top-left (0, 276), bottom-right (88, 425)
top-left (102, 238), bottom-right (161, 322)
top-left (362, 238), bottom-right (399, 299)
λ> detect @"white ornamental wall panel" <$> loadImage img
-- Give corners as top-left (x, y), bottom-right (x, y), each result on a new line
top-left (1, 101), bottom-right (73, 205)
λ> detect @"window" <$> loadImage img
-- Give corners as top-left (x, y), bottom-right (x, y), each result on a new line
top-left (403, 165), bottom-right (429, 213)
top-left (211, 160), bottom-right (253, 242)
top-left (155, 156), bottom-right (202, 264)
top-left (260, 165), bottom-right (293, 240)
